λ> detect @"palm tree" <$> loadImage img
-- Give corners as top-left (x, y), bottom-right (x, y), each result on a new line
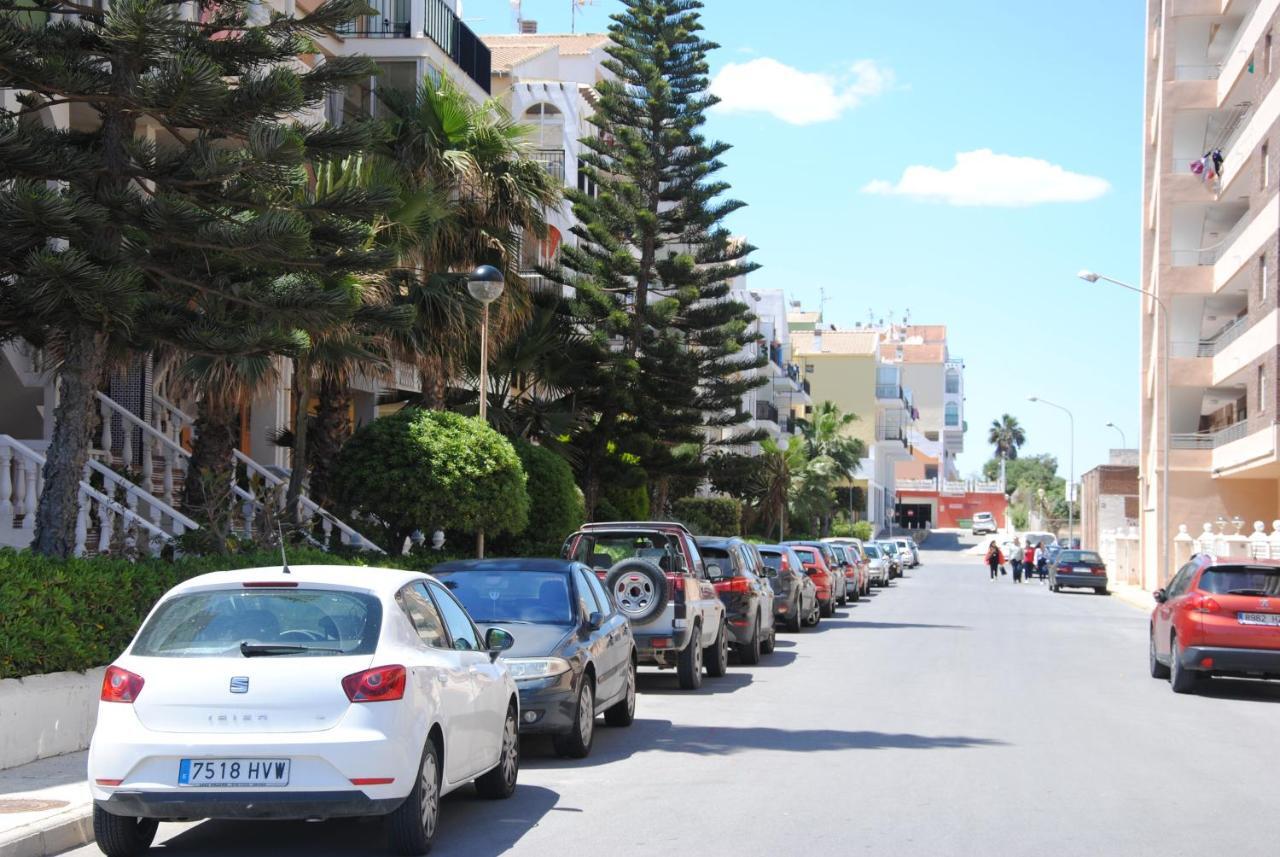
top-left (797, 401), bottom-right (867, 472)
top-left (376, 75), bottom-right (562, 408)
top-left (988, 414), bottom-right (1026, 460)
top-left (756, 436), bottom-right (807, 540)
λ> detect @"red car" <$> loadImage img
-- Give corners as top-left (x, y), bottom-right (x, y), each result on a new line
top-left (1150, 556), bottom-right (1280, 693)
top-left (790, 545), bottom-right (837, 618)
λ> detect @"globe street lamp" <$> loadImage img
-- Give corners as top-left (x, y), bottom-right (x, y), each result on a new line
top-left (1028, 395), bottom-right (1075, 547)
top-left (467, 264), bottom-right (504, 558)
top-left (1079, 269), bottom-right (1169, 586)
top-left (467, 264), bottom-right (505, 424)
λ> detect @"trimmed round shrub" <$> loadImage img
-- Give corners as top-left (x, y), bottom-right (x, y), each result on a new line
top-left (331, 409), bottom-right (529, 549)
top-left (673, 496), bottom-right (742, 536)
top-left (503, 439), bottom-right (585, 550)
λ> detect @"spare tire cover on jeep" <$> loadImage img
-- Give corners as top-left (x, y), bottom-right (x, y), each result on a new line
top-left (605, 559), bottom-right (668, 624)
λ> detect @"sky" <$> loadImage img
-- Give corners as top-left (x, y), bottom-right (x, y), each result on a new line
top-left (462, 0), bottom-right (1146, 482)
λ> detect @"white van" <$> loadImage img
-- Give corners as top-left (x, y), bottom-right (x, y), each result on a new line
top-left (971, 512), bottom-right (997, 535)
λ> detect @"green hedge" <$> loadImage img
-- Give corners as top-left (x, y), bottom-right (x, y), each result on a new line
top-left (504, 439), bottom-right (584, 550)
top-left (673, 496), bottom-right (742, 536)
top-left (0, 546), bottom-right (517, 680)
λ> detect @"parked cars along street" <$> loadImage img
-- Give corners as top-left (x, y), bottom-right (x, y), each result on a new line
top-left (785, 541), bottom-right (849, 606)
top-left (1048, 550), bottom-right (1109, 595)
top-left (695, 537), bottom-right (777, 663)
top-left (861, 543), bottom-right (893, 587)
top-left (788, 543), bottom-right (840, 617)
top-left (756, 544), bottom-right (820, 631)
top-left (432, 559), bottom-right (637, 759)
top-left (877, 541), bottom-right (905, 578)
top-left (89, 565), bottom-right (520, 857)
top-left (894, 537), bottom-right (921, 568)
top-left (1150, 557), bottom-right (1280, 694)
top-left (826, 543), bottom-right (864, 601)
top-left (563, 521), bottom-right (729, 690)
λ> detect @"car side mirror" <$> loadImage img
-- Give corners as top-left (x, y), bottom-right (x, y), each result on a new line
top-left (485, 627), bottom-right (515, 661)
top-left (1152, 588), bottom-right (1168, 604)
top-left (586, 611), bottom-right (604, 630)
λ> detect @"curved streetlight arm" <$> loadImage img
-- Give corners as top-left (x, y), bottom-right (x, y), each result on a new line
top-left (1027, 395), bottom-right (1076, 546)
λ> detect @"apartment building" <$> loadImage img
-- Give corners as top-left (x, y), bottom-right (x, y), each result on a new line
top-left (787, 321), bottom-right (915, 531)
top-left (0, 0), bottom-right (493, 554)
top-left (879, 324), bottom-right (965, 485)
top-left (1141, 0), bottom-right (1280, 588)
top-left (1080, 450), bottom-right (1141, 552)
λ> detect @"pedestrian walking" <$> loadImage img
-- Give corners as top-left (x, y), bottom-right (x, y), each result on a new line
top-left (1022, 543), bottom-right (1036, 584)
top-left (985, 541), bottom-right (1002, 580)
top-left (1034, 542), bottom-right (1048, 582)
top-left (1008, 537), bottom-right (1021, 581)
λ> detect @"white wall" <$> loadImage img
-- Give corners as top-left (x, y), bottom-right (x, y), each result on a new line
top-left (0, 669), bottom-right (104, 770)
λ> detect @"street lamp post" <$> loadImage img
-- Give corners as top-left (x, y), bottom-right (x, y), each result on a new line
top-left (1105, 422), bottom-right (1127, 450)
top-left (1080, 270), bottom-right (1169, 586)
top-left (467, 264), bottom-right (505, 559)
top-left (1028, 395), bottom-right (1075, 547)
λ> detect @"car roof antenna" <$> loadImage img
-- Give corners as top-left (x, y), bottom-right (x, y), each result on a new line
top-left (277, 522), bottom-right (291, 574)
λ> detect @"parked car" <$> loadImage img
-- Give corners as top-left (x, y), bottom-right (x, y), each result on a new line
top-left (826, 544), bottom-right (862, 602)
top-left (1021, 532), bottom-right (1058, 552)
top-left (784, 541), bottom-right (849, 605)
top-left (696, 537), bottom-right (777, 663)
top-left (893, 537), bottom-right (920, 568)
top-left (563, 521), bottom-right (728, 690)
top-left (1150, 557), bottom-right (1280, 693)
top-left (433, 559), bottom-right (636, 759)
top-left (972, 511), bottom-right (998, 535)
top-left (757, 544), bottom-right (820, 631)
top-left (839, 541), bottom-right (872, 596)
top-left (877, 540), bottom-right (905, 578)
top-left (88, 565), bottom-right (520, 857)
top-left (1048, 550), bottom-right (1108, 595)
top-left (862, 543), bottom-right (893, 586)
top-left (789, 543), bottom-right (839, 617)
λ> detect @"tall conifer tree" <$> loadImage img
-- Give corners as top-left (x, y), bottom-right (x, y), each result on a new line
top-left (553, 0), bottom-right (764, 517)
top-left (0, 0), bottom-right (383, 554)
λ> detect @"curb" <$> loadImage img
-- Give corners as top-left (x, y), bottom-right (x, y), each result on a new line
top-left (1109, 585), bottom-right (1153, 613)
top-left (0, 807), bottom-right (93, 857)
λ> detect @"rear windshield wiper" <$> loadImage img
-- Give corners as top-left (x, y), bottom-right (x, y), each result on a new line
top-left (1226, 588), bottom-right (1273, 596)
top-left (239, 642), bottom-right (346, 657)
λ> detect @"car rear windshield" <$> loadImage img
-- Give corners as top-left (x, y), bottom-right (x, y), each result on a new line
top-left (573, 532), bottom-right (676, 571)
top-left (792, 546), bottom-right (819, 564)
top-left (698, 547), bottom-right (741, 578)
top-left (863, 545), bottom-right (881, 558)
top-left (759, 552), bottom-right (783, 571)
top-left (436, 571), bottom-right (575, 624)
top-left (1058, 551), bottom-right (1104, 565)
top-left (131, 588), bottom-right (381, 657)
top-left (1198, 566), bottom-right (1280, 596)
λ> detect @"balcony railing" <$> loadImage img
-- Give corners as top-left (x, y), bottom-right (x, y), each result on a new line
top-left (755, 401), bottom-right (780, 425)
top-left (1174, 64), bottom-right (1222, 80)
top-left (1170, 209), bottom-right (1251, 267)
top-left (336, 0), bottom-right (491, 94)
top-left (532, 149), bottom-right (566, 183)
top-left (875, 383), bottom-right (902, 400)
top-left (1172, 420), bottom-right (1250, 450)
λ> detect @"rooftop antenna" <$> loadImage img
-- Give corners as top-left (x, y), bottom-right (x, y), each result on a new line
top-left (571, 0), bottom-right (595, 33)
top-left (818, 286), bottom-right (828, 323)
top-left (277, 522), bottom-right (291, 574)
top-left (509, 0), bottom-right (521, 28)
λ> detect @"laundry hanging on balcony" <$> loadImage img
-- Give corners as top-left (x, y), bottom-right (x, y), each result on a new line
top-left (1189, 149), bottom-right (1225, 182)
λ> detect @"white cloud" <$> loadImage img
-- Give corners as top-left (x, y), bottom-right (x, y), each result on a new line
top-left (709, 58), bottom-right (892, 125)
top-left (861, 149), bottom-right (1111, 207)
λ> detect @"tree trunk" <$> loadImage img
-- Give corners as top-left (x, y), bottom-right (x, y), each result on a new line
top-left (650, 475), bottom-right (669, 521)
top-left (309, 375), bottom-right (352, 511)
top-left (32, 331), bottom-right (109, 557)
top-left (184, 395), bottom-right (240, 527)
top-left (284, 361), bottom-right (311, 526)
top-left (419, 356), bottom-right (448, 410)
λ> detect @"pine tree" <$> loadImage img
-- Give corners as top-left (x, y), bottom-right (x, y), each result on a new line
top-left (552, 0), bottom-right (763, 516)
top-left (0, 0), bottom-right (382, 555)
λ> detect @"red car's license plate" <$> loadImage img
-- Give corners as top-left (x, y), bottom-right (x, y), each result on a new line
top-left (1238, 612), bottom-right (1280, 626)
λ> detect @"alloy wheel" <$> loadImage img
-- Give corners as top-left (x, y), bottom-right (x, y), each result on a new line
top-left (578, 682), bottom-right (595, 747)
top-left (500, 711), bottom-right (519, 788)
top-left (420, 749), bottom-right (439, 840)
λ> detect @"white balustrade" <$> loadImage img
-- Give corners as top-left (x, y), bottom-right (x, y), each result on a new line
top-left (1249, 521), bottom-right (1271, 559)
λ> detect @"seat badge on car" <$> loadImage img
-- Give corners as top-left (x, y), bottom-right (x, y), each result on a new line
top-left (1262, 599), bottom-right (1271, 609)
top-left (230, 676), bottom-right (250, 694)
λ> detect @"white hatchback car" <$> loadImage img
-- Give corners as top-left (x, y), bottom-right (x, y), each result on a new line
top-left (88, 565), bottom-right (520, 857)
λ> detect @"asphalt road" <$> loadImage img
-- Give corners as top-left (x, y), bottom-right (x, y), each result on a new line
top-left (63, 534), bottom-right (1280, 857)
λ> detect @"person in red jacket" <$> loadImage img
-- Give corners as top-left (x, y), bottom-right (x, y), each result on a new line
top-left (1020, 544), bottom-right (1035, 584)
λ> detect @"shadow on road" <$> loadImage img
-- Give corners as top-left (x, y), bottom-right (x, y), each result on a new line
top-left (154, 785), bottom-right (561, 856)
top-left (526, 719), bottom-right (1006, 769)
top-left (839, 620), bottom-right (968, 631)
top-left (635, 670), bottom-right (752, 695)
top-left (736, 650), bottom-right (798, 668)
top-left (920, 532), bottom-right (970, 552)
top-left (1197, 677), bottom-right (1280, 703)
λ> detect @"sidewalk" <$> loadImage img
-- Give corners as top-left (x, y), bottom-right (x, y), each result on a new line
top-left (0, 752), bottom-right (92, 857)
top-left (1109, 582), bottom-right (1154, 613)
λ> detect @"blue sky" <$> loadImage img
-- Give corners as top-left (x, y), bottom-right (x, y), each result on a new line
top-left (463, 0), bottom-right (1146, 481)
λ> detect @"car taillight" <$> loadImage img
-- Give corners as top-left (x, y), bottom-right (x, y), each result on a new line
top-left (342, 665), bottom-right (406, 703)
top-left (714, 577), bottom-right (752, 594)
top-left (101, 666), bottom-right (144, 703)
top-left (1188, 594), bottom-right (1222, 614)
top-left (665, 574), bottom-right (685, 601)
top-left (1094, 566), bottom-right (1107, 575)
